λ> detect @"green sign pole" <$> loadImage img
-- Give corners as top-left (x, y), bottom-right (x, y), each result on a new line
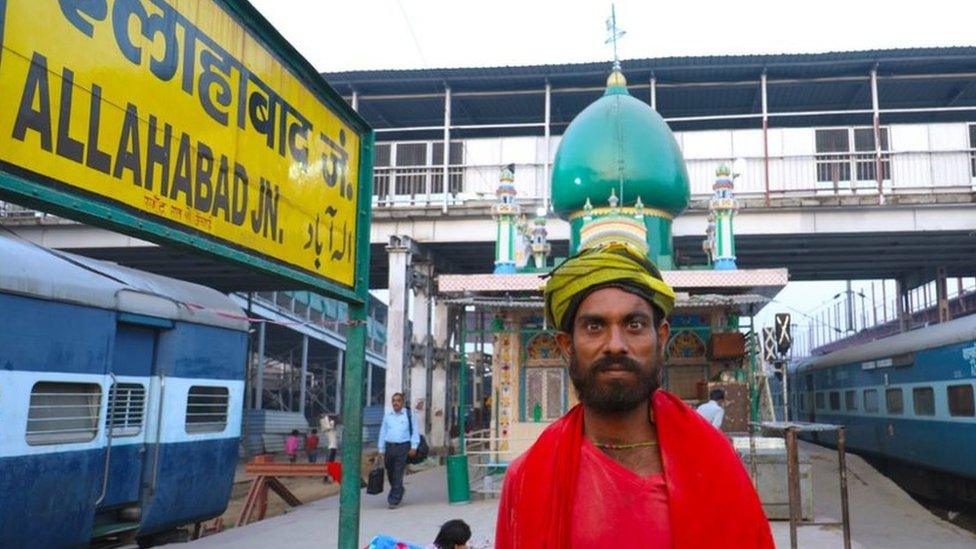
top-left (337, 301), bottom-right (367, 548)
top-left (338, 132), bottom-right (374, 549)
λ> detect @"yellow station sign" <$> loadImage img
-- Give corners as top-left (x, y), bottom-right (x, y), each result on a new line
top-left (0, 0), bottom-right (362, 287)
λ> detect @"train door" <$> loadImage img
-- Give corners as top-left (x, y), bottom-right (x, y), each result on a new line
top-left (805, 374), bottom-right (815, 423)
top-left (93, 323), bottom-right (158, 537)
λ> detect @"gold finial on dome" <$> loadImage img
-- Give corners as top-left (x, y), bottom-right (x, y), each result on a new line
top-left (607, 67), bottom-right (628, 89)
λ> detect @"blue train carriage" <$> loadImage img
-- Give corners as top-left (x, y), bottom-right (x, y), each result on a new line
top-left (0, 234), bottom-right (249, 547)
top-left (791, 314), bottom-right (976, 486)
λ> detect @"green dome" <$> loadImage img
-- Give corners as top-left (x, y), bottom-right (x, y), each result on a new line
top-left (551, 71), bottom-right (690, 219)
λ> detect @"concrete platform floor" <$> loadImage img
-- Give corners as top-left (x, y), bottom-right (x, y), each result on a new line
top-left (183, 441), bottom-right (976, 548)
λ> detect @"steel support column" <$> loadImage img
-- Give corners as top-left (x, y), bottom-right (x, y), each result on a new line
top-left (299, 335), bottom-right (309, 415)
top-left (936, 267), bottom-right (951, 322)
top-left (871, 68), bottom-right (884, 204)
top-left (761, 72), bottom-right (770, 207)
top-left (544, 82), bottom-right (552, 211)
top-left (896, 278), bottom-right (909, 332)
top-left (255, 321), bottom-right (266, 409)
top-left (650, 75), bottom-right (657, 111)
top-left (441, 86), bottom-right (452, 213)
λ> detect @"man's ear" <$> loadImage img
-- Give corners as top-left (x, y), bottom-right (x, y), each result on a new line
top-left (656, 320), bottom-right (670, 358)
top-left (555, 331), bottom-right (573, 363)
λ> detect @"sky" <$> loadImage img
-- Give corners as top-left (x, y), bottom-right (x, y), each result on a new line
top-left (250, 0), bottom-right (976, 73)
top-left (249, 1), bottom-right (974, 351)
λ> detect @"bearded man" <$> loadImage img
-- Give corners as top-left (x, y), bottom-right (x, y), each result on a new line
top-left (495, 243), bottom-right (773, 548)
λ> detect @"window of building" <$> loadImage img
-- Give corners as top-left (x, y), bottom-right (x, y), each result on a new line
top-left (886, 388), bottom-right (904, 415)
top-left (948, 384), bottom-right (975, 417)
top-left (845, 390), bottom-right (857, 411)
top-left (912, 387), bottom-right (935, 417)
top-left (185, 386), bottom-right (229, 433)
top-left (107, 383), bottom-right (146, 437)
top-left (26, 382), bottom-right (102, 445)
top-left (524, 367), bottom-right (565, 421)
top-left (372, 143), bottom-right (392, 198)
top-left (864, 389), bottom-right (879, 413)
top-left (829, 391), bottom-right (840, 411)
top-left (373, 141), bottom-right (465, 199)
top-left (431, 141), bottom-right (464, 194)
top-left (815, 127), bottom-right (890, 184)
top-left (815, 392), bottom-right (825, 410)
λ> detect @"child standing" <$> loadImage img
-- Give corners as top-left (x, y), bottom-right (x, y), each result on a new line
top-left (285, 429), bottom-right (300, 463)
top-left (305, 429), bottom-right (320, 463)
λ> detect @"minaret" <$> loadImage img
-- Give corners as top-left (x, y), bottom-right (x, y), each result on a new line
top-left (492, 165), bottom-right (520, 274)
top-left (529, 208), bottom-right (551, 270)
top-left (709, 163), bottom-right (738, 270)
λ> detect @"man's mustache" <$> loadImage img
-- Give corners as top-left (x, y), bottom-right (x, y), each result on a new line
top-left (589, 354), bottom-right (644, 374)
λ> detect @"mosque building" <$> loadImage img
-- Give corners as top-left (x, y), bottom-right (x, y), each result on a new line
top-left (437, 64), bottom-right (788, 459)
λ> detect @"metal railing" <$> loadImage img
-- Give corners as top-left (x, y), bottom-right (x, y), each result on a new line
top-left (368, 149), bottom-right (976, 208)
top-left (795, 278), bottom-right (976, 357)
top-left (462, 430), bottom-right (535, 497)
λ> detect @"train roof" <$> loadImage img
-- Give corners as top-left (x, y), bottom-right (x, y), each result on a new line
top-left (0, 233), bottom-right (248, 332)
top-left (796, 313), bottom-right (976, 372)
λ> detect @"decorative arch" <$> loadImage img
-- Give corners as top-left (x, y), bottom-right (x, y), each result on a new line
top-left (525, 332), bottom-right (561, 366)
top-left (667, 330), bottom-right (706, 359)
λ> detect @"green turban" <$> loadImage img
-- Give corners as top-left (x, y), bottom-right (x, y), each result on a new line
top-left (543, 242), bottom-right (675, 332)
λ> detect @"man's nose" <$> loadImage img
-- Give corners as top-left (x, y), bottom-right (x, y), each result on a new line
top-left (605, 324), bottom-right (628, 355)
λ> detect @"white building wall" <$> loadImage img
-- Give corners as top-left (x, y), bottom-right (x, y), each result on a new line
top-left (926, 123), bottom-right (971, 190)
top-left (890, 124), bottom-right (932, 188)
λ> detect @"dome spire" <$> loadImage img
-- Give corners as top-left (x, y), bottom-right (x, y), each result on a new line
top-left (604, 4), bottom-right (628, 94)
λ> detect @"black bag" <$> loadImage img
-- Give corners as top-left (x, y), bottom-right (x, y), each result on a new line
top-left (406, 407), bottom-right (430, 465)
top-left (366, 466), bottom-right (385, 495)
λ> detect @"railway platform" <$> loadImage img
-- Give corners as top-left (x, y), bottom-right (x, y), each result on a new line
top-left (179, 441), bottom-right (975, 548)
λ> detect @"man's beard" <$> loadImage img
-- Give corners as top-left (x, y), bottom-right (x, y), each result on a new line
top-left (569, 350), bottom-right (661, 414)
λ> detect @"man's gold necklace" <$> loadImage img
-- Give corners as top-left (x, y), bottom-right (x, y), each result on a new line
top-left (593, 440), bottom-right (658, 451)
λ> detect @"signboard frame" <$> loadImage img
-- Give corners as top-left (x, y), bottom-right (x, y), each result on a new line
top-left (0, 0), bottom-right (374, 305)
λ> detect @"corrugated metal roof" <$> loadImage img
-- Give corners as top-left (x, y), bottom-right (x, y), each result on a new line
top-left (323, 48), bottom-right (976, 135)
top-left (0, 233), bottom-right (248, 331)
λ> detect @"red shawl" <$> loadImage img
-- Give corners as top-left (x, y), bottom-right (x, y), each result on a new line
top-left (495, 390), bottom-right (774, 548)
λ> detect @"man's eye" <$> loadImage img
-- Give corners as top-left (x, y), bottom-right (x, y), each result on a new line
top-left (628, 320), bottom-right (647, 330)
top-left (585, 322), bottom-right (602, 332)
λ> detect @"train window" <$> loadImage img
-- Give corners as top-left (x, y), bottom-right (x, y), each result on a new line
top-left (829, 391), bottom-right (840, 411)
top-left (886, 388), bottom-right (904, 415)
top-left (912, 387), bottom-right (935, 416)
top-left (107, 383), bottom-right (146, 436)
top-left (947, 384), bottom-right (975, 417)
top-left (26, 382), bottom-right (102, 445)
top-left (864, 389), bottom-right (879, 413)
top-left (815, 392), bottom-right (825, 410)
top-left (185, 386), bottom-right (229, 433)
top-left (845, 390), bottom-right (857, 411)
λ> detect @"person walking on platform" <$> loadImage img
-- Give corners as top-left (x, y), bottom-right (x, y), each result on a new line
top-left (320, 414), bottom-right (339, 463)
top-left (378, 392), bottom-right (420, 509)
top-left (305, 429), bottom-right (320, 463)
top-left (495, 243), bottom-right (773, 547)
top-left (696, 388), bottom-right (726, 429)
top-left (284, 429), bottom-right (300, 463)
